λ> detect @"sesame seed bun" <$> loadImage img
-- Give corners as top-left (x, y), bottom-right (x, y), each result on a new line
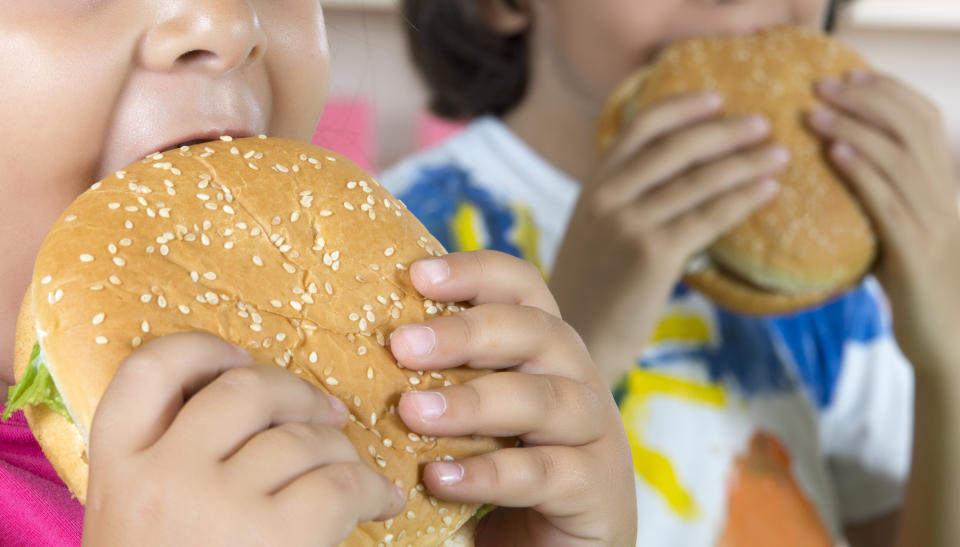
top-left (19, 136), bottom-right (507, 545)
top-left (597, 26), bottom-right (877, 315)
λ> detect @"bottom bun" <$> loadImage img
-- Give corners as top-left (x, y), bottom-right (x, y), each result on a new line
top-left (683, 265), bottom-right (844, 316)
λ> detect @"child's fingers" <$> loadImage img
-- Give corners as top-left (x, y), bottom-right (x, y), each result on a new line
top-left (398, 372), bottom-right (607, 445)
top-left (390, 303), bottom-right (591, 379)
top-left (91, 332), bottom-right (253, 456)
top-left (807, 108), bottom-right (927, 206)
top-left (409, 251), bottom-right (559, 316)
top-left (600, 92), bottom-right (724, 175)
top-left (272, 461), bottom-right (406, 541)
top-left (828, 141), bottom-right (915, 247)
top-left (638, 177), bottom-right (779, 254)
top-left (221, 422), bottom-right (358, 494)
top-left (594, 115), bottom-right (771, 213)
top-left (631, 144), bottom-right (789, 227)
top-left (422, 446), bottom-right (591, 513)
top-left (160, 364), bottom-right (348, 460)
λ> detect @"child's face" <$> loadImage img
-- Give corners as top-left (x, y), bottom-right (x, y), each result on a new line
top-left (0, 1), bottom-right (330, 382)
top-left (530, 0), bottom-right (828, 105)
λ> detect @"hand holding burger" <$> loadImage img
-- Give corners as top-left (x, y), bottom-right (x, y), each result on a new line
top-left (8, 137), bottom-right (635, 546)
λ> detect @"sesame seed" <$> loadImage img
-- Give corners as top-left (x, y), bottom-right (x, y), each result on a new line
top-left (376, 456), bottom-right (387, 468)
top-left (92, 313), bottom-right (105, 325)
top-left (95, 336), bottom-right (108, 345)
top-left (282, 263), bottom-right (296, 274)
top-left (290, 301), bottom-right (303, 311)
top-left (325, 377), bottom-right (339, 386)
top-left (131, 336), bottom-right (142, 348)
top-left (140, 294), bottom-right (152, 304)
top-left (343, 202), bottom-right (355, 211)
top-left (108, 275), bottom-right (122, 286)
top-left (247, 162), bottom-right (258, 170)
top-left (108, 202), bottom-right (121, 210)
top-left (220, 135), bottom-right (233, 141)
top-left (358, 346), bottom-right (367, 356)
top-left (41, 275), bottom-right (52, 285)
top-left (409, 377), bottom-right (421, 386)
top-left (203, 272), bottom-right (217, 281)
top-left (407, 512), bottom-right (416, 519)
top-left (309, 352), bottom-right (318, 363)
top-left (324, 282), bottom-right (333, 295)
top-left (65, 215), bottom-right (77, 222)
top-left (347, 181), bottom-right (357, 189)
top-left (250, 324), bottom-right (262, 332)
top-left (319, 210), bottom-right (332, 217)
top-left (125, 220), bottom-right (134, 229)
top-left (53, 289), bottom-right (64, 303)
top-left (160, 245), bottom-right (169, 256)
top-left (141, 320), bottom-right (150, 333)
top-left (113, 257), bottom-right (126, 267)
top-left (80, 254), bottom-right (94, 263)
top-left (252, 255), bottom-right (263, 267)
top-left (224, 241), bottom-right (234, 250)
top-left (179, 305), bottom-right (191, 314)
top-left (223, 205), bottom-right (235, 215)
top-left (408, 432), bottom-right (421, 442)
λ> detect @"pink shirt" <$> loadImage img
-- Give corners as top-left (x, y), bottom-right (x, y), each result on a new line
top-left (0, 407), bottom-right (83, 546)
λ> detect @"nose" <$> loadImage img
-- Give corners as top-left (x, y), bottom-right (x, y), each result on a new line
top-left (140, 0), bottom-right (267, 74)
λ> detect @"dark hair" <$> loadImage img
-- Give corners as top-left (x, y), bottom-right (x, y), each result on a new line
top-left (401, 0), bottom-right (530, 120)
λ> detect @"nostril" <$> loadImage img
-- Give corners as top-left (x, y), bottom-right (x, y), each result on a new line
top-left (176, 49), bottom-right (216, 65)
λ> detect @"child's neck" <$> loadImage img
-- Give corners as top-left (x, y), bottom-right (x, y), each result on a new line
top-left (502, 83), bottom-right (602, 187)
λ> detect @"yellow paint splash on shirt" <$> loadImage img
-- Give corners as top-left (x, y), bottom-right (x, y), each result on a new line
top-left (511, 204), bottom-right (545, 277)
top-left (620, 369), bottom-right (726, 520)
top-left (451, 202), bottom-right (487, 252)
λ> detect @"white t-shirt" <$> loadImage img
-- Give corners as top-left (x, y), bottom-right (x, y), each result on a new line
top-left (381, 116), bottom-right (914, 547)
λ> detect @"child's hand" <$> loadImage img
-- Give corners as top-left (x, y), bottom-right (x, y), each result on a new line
top-left (82, 332), bottom-right (405, 547)
top-left (550, 93), bottom-right (786, 385)
top-left (809, 71), bottom-right (960, 368)
top-left (390, 251), bottom-right (637, 546)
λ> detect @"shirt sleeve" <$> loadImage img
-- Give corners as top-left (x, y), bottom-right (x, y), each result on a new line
top-left (770, 277), bottom-right (914, 524)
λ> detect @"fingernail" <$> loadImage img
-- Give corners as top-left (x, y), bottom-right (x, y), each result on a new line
top-left (701, 92), bottom-right (723, 108)
top-left (393, 326), bottom-right (436, 357)
top-left (768, 146), bottom-right (791, 165)
top-left (748, 115), bottom-right (770, 134)
top-left (833, 141), bottom-right (855, 160)
top-left (759, 177), bottom-right (780, 196)
top-left (326, 394), bottom-right (348, 415)
top-left (394, 485), bottom-right (407, 505)
top-left (809, 108), bottom-right (836, 128)
top-left (415, 259), bottom-right (450, 285)
top-left (433, 462), bottom-right (464, 485)
top-left (407, 391), bottom-right (447, 421)
top-left (818, 77), bottom-right (841, 94)
top-left (849, 69), bottom-right (871, 83)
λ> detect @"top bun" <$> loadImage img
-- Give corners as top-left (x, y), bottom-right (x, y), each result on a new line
top-left (598, 26), bottom-right (877, 313)
top-left (23, 136), bottom-right (505, 545)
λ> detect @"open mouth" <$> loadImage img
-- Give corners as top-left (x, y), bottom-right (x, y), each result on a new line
top-left (155, 131), bottom-right (255, 156)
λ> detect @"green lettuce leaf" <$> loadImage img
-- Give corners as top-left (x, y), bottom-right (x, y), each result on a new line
top-left (2, 342), bottom-right (70, 422)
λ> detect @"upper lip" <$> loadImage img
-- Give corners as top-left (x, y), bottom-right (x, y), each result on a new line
top-left (154, 129), bottom-right (257, 155)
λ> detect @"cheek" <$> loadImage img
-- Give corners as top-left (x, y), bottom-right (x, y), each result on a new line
top-left (262, 1), bottom-right (330, 141)
top-left (543, 0), bottom-right (664, 102)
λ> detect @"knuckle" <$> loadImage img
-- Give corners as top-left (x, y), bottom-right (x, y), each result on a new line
top-left (217, 366), bottom-right (268, 395)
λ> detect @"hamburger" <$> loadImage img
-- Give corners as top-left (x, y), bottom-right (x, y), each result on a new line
top-left (4, 136), bottom-right (504, 546)
top-left (597, 26), bottom-right (877, 315)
